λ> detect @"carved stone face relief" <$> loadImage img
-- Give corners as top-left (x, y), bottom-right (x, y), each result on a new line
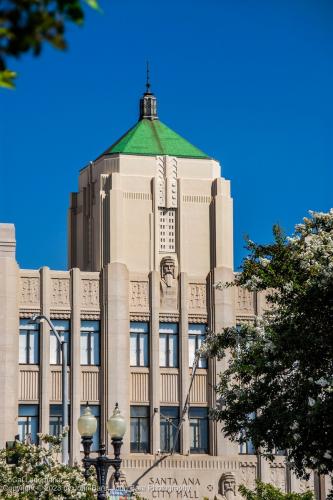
top-left (160, 256), bottom-right (175, 288)
top-left (219, 473), bottom-right (236, 499)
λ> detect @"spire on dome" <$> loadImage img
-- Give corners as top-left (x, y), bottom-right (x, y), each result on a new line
top-left (139, 61), bottom-right (158, 120)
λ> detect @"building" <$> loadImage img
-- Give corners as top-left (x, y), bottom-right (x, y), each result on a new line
top-left (0, 84), bottom-right (320, 499)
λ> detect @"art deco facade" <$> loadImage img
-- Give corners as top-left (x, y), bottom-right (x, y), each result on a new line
top-left (0, 88), bottom-right (323, 499)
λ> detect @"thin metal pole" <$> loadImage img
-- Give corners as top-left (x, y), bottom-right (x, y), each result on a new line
top-left (29, 314), bottom-right (69, 465)
top-left (61, 341), bottom-right (69, 465)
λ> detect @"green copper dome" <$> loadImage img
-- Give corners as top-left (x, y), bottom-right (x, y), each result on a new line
top-left (105, 118), bottom-right (210, 159)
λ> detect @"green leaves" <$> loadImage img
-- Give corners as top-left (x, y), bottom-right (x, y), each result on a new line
top-left (0, 0), bottom-right (101, 89)
top-left (239, 481), bottom-right (314, 500)
top-left (0, 69), bottom-right (16, 89)
top-left (209, 210), bottom-right (333, 485)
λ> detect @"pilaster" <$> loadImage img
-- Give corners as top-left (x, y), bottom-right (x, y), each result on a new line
top-left (150, 270), bottom-right (160, 453)
top-left (0, 224), bottom-right (19, 446)
top-left (40, 266), bottom-right (51, 435)
top-left (70, 268), bottom-right (81, 464)
top-left (179, 272), bottom-right (190, 454)
top-left (104, 262), bottom-right (130, 454)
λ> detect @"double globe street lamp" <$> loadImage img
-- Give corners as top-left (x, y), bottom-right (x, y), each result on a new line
top-left (78, 403), bottom-right (126, 500)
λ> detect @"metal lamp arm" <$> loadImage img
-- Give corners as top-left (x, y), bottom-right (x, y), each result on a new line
top-left (32, 314), bottom-right (64, 346)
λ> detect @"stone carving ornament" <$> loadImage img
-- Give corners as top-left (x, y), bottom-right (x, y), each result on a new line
top-left (218, 473), bottom-right (237, 500)
top-left (129, 282), bottom-right (149, 309)
top-left (51, 279), bottom-right (70, 307)
top-left (160, 255), bottom-right (177, 310)
top-left (189, 283), bottom-right (206, 310)
top-left (161, 256), bottom-right (175, 287)
top-left (81, 279), bottom-right (99, 308)
top-left (20, 277), bottom-right (40, 305)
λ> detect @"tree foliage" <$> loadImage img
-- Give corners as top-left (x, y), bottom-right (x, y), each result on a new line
top-left (0, 433), bottom-right (97, 498)
top-left (239, 481), bottom-right (313, 500)
top-left (0, 0), bottom-right (100, 89)
top-left (203, 210), bottom-right (333, 481)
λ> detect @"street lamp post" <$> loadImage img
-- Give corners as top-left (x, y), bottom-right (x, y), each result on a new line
top-left (29, 314), bottom-right (69, 465)
top-left (78, 403), bottom-right (126, 500)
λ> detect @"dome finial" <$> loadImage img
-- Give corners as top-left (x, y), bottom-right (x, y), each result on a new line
top-left (139, 62), bottom-right (158, 120)
top-left (146, 61), bottom-right (151, 94)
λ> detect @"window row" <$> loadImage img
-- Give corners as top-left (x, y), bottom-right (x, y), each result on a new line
top-left (20, 320), bottom-right (208, 369)
top-left (130, 406), bottom-right (209, 454)
top-left (130, 322), bottom-right (208, 368)
top-left (18, 404), bottom-right (100, 451)
top-left (19, 320), bottom-right (100, 366)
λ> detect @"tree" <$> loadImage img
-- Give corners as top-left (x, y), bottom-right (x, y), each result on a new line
top-left (0, 0), bottom-right (100, 89)
top-left (238, 481), bottom-right (313, 500)
top-left (202, 210), bottom-right (333, 483)
top-left (0, 433), bottom-right (97, 498)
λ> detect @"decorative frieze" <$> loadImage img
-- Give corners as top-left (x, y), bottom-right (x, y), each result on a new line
top-left (129, 281), bottom-right (149, 310)
top-left (81, 279), bottom-right (100, 308)
top-left (236, 287), bottom-right (254, 315)
top-left (51, 279), bottom-right (70, 308)
top-left (270, 463), bottom-right (286, 491)
top-left (159, 312), bottom-right (179, 322)
top-left (20, 277), bottom-right (40, 306)
top-left (188, 313), bottom-right (208, 324)
top-left (239, 462), bottom-right (257, 490)
top-left (81, 313), bottom-right (100, 320)
top-left (189, 283), bottom-right (207, 310)
top-left (130, 313), bottom-right (150, 322)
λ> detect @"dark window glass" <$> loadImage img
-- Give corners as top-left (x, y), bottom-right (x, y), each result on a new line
top-left (49, 404), bottom-right (71, 451)
top-left (50, 320), bottom-right (70, 365)
top-left (18, 405), bottom-right (39, 444)
top-left (130, 322), bottom-right (149, 367)
top-left (159, 323), bottom-right (178, 368)
top-left (160, 407), bottom-right (180, 453)
top-left (19, 319), bottom-right (39, 364)
top-left (188, 324), bottom-right (207, 368)
top-left (239, 412), bottom-right (256, 454)
top-left (130, 406), bottom-right (150, 453)
top-left (189, 407), bottom-right (209, 454)
top-left (80, 321), bottom-right (100, 365)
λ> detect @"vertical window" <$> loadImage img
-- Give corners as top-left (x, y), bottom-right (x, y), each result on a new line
top-left (239, 438), bottom-right (256, 454)
top-left (160, 407), bottom-right (180, 453)
top-left (80, 405), bottom-right (100, 452)
top-left (159, 323), bottom-right (178, 368)
top-left (49, 404), bottom-right (63, 437)
top-left (49, 405), bottom-right (71, 451)
top-left (80, 321), bottom-right (100, 365)
top-left (239, 412), bottom-right (256, 454)
top-left (18, 405), bottom-right (39, 444)
top-left (130, 406), bottom-right (150, 453)
top-left (50, 320), bottom-right (70, 365)
top-left (19, 319), bottom-right (39, 364)
top-left (189, 408), bottom-right (209, 454)
top-left (130, 322), bottom-right (149, 367)
top-left (188, 324), bottom-right (207, 368)
top-left (159, 208), bottom-right (176, 252)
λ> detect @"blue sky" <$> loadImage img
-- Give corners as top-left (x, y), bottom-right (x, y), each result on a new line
top-left (1, 0), bottom-right (332, 271)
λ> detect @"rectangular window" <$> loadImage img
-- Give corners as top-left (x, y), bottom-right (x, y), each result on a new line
top-left (159, 323), bottom-right (178, 368)
top-left (19, 319), bottom-right (39, 364)
top-left (49, 404), bottom-right (71, 451)
top-left (18, 405), bottom-right (39, 444)
top-left (239, 412), bottom-right (256, 454)
top-left (130, 406), bottom-right (150, 453)
top-left (130, 322), bottom-right (149, 367)
top-left (80, 321), bottom-right (100, 365)
top-left (189, 407), bottom-right (209, 454)
top-left (80, 405), bottom-right (100, 452)
top-left (160, 407), bottom-right (180, 453)
top-left (188, 324), bottom-right (207, 368)
top-left (159, 208), bottom-right (176, 252)
top-left (239, 438), bottom-right (256, 454)
top-left (50, 320), bottom-right (70, 365)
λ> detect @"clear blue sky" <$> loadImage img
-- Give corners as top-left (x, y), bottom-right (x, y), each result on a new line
top-left (1, 0), bottom-right (332, 271)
